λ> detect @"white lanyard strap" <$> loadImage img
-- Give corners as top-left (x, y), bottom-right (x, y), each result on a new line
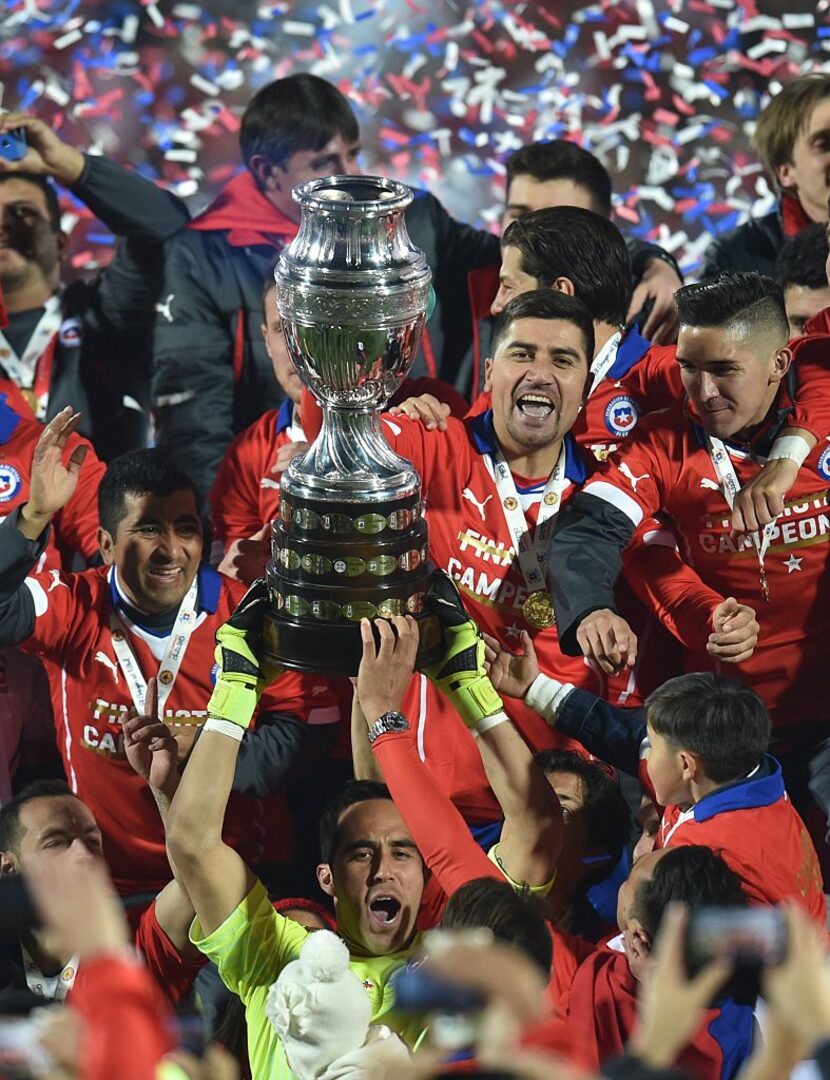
top-left (22, 946), bottom-right (79, 1002)
top-left (587, 330), bottom-right (623, 400)
top-left (491, 442), bottom-right (569, 594)
top-left (707, 435), bottom-right (774, 601)
top-left (0, 294), bottom-right (62, 387)
top-left (109, 575), bottom-right (200, 713)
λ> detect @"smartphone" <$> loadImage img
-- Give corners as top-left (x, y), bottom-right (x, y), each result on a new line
top-left (686, 907), bottom-right (788, 971)
top-left (393, 965), bottom-right (485, 1052)
top-left (0, 128), bottom-right (26, 162)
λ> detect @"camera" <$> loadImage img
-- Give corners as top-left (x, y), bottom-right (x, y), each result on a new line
top-left (685, 906), bottom-right (787, 1004)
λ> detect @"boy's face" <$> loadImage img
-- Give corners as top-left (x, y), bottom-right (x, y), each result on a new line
top-left (777, 97), bottom-right (830, 224)
top-left (784, 281), bottom-right (830, 338)
top-left (644, 723), bottom-right (689, 808)
top-left (262, 285), bottom-right (302, 405)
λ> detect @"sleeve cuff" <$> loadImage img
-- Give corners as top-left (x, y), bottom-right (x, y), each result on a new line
top-left (524, 673), bottom-right (575, 723)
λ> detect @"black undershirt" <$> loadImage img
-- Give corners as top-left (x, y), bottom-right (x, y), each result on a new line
top-left (2, 308), bottom-right (45, 361)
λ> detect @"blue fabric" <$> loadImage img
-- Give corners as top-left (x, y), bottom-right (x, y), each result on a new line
top-left (585, 846), bottom-right (631, 925)
top-left (468, 409), bottom-right (586, 485)
top-left (468, 818), bottom-right (503, 854)
top-left (606, 325), bottom-right (651, 381)
top-left (275, 397), bottom-right (293, 434)
top-left (0, 395), bottom-right (22, 445)
top-left (693, 754), bottom-right (784, 823)
top-left (707, 997), bottom-right (756, 1079)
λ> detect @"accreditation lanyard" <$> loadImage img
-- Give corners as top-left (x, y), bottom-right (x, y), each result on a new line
top-left (22, 945), bottom-right (79, 1002)
top-left (0, 294), bottom-right (62, 420)
top-left (491, 442), bottom-right (569, 595)
top-left (108, 575), bottom-right (200, 713)
top-left (587, 329), bottom-right (623, 400)
top-left (706, 435), bottom-right (773, 603)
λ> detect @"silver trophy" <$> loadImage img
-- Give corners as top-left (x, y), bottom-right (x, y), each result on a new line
top-left (263, 175), bottom-right (441, 676)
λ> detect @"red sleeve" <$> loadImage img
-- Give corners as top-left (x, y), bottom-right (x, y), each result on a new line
top-left (623, 518), bottom-right (724, 651)
top-left (210, 427), bottom-right (268, 547)
top-left (788, 332), bottom-right (830, 442)
top-left (390, 376), bottom-right (470, 418)
top-left (582, 413), bottom-right (675, 528)
top-left (371, 730), bottom-right (502, 898)
top-left (134, 900), bottom-right (206, 1006)
top-left (71, 955), bottom-right (176, 1080)
top-left (52, 433), bottom-right (106, 563)
top-left (17, 568), bottom-right (89, 660)
top-left (624, 344), bottom-right (682, 411)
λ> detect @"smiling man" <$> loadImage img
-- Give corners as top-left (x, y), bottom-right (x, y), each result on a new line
top-left (0, 408), bottom-right (337, 897)
top-left (548, 271), bottom-right (830, 878)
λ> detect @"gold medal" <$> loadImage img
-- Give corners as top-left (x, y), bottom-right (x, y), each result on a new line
top-left (503, 496), bottom-right (518, 511)
top-left (543, 491), bottom-right (559, 506)
top-left (522, 591), bottom-right (554, 629)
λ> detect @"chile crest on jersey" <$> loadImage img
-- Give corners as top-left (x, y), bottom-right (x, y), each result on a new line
top-left (0, 463), bottom-right (21, 502)
top-left (604, 395), bottom-right (640, 437)
top-left (818, 445), bottom-right (830, 482)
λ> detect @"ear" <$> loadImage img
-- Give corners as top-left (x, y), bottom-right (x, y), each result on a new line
top-left (0, 851), bottom-right (20, 876)
top-left (679, 749), bottom-right (700, 783)
top-left (551, 276), bottom-right (576, 298)
top-left (248, 156), bottom-right (283, 194)
top-left (770, 345), bottom-right (793, 384)
top-left (97, 527), bottom-right (115, 566)
top-left (776, 161), bottom-right (797, 195)
top-left (316, 862), bottom-right (335, 898)
top-left (483, 356), bottom-right (494, 393)
top-left (261, 322), bottom-right (271, 355)
top-left (56, 231), bottom-right (69, 260)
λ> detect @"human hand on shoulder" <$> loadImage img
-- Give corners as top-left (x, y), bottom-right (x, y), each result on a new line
top-left (0, 112), bottom-right (84, 185)
top-left (388, 394), bottom-right (450, 431)
top-left (217, 526), bottom-right (270, 585)
top-left (731, 458), bottom-right (798, 535)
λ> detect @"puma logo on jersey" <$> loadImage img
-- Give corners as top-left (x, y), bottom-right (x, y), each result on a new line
top-left (47, 569), bottom-right (68, 592)
top-left (156, 294), bottom-right (175, 322)
top-left (462, 487), bottom-right (493, 521)
top-left (619, 462), bottom-right (649, 493)
top-left (260, 477), bottom-right (280, 490)
top-left (94, 652), bottom-right (120, 684)
top-left (700, 477), bottom-right (721, 491)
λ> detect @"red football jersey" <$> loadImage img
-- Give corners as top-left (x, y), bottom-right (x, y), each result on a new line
top-left (655, 758), bottom-right (825, 924)
top-left (0, 395), bottom-right (103, 569)
top-left (18, 563), bottom-right (338, 894)
top-left (582, 392), bottom-right (830, 728)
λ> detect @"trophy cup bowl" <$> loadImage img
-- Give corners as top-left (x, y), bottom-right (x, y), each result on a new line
top-left (263, 175), bottom-right (442, 676)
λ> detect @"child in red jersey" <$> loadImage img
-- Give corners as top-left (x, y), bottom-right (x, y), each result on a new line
top-left (486, 636), bottom-right (826, 925)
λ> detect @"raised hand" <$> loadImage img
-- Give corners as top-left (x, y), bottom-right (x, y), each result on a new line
top-left (19, 407), bottom-right (87, 538)
top-left (122, 676), bottom-right (179, 797)
top-left (626, 258), bottom-right (681, 346)
top-left (218, 526), bottom-right (270, 584)
top-left (707, 597), bottom-right (759, 664)
top-left (357, 615), bottom-right (419, 724)
top-left (482, 630), bottom-right (539, 699)
top-left (0, 112), bottom-right (85, 185)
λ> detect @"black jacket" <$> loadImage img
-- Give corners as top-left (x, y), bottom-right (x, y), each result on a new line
top-left (701, 208), bottom-right (783, 279)
top-left (1, 154), bottom-right (189, 459)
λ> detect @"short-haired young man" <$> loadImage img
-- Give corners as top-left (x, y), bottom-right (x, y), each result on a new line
top-left (549, 273), bottom-right (830, 875)
top-left (0, 111), bottom-right (189, 458)
top-left (0, 409), bottom-right (336, 897)
top-left (704, 74), bottom-right (830, 277)
top-left (525, 845), bottom-right (754, 1077)
top-left (489, 633), bottom-right (824, 922)
top-left (776, 221), bottom-right (830, 337)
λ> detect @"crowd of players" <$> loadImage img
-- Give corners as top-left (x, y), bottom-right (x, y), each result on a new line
top-left (2, 69), bottom-right (830, 1080)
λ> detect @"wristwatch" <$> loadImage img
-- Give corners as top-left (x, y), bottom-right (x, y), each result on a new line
top-left (367, 710), bottom-right (410, 745)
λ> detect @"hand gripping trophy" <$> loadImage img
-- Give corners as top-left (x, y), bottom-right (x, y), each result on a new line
top-left (261, 175), bottom-right (441, 676)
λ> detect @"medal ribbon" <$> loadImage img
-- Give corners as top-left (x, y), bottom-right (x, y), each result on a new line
top-left (22, 945), bottom-right (79, 1002)
top-left (0, 294), bottom-right (62, 419)
top-left (586, 329), bottom-right (623, 400)
top-left (706, 435), bottom-right (775, 602)
top-left (109, 573), bottom-right (200, 714)
top-left (491, 442), bottom-right (569, 597)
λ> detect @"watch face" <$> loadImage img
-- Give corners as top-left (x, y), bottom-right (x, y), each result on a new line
top-left (380, 711), bottom-right (409, 732)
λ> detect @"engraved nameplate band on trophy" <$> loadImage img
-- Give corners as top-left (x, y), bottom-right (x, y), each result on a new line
top-left (263, 175), bottom-right (441, 676)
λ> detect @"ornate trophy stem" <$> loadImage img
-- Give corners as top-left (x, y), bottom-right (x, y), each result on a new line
top-left (263, 175), bottom-right (441, 676)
